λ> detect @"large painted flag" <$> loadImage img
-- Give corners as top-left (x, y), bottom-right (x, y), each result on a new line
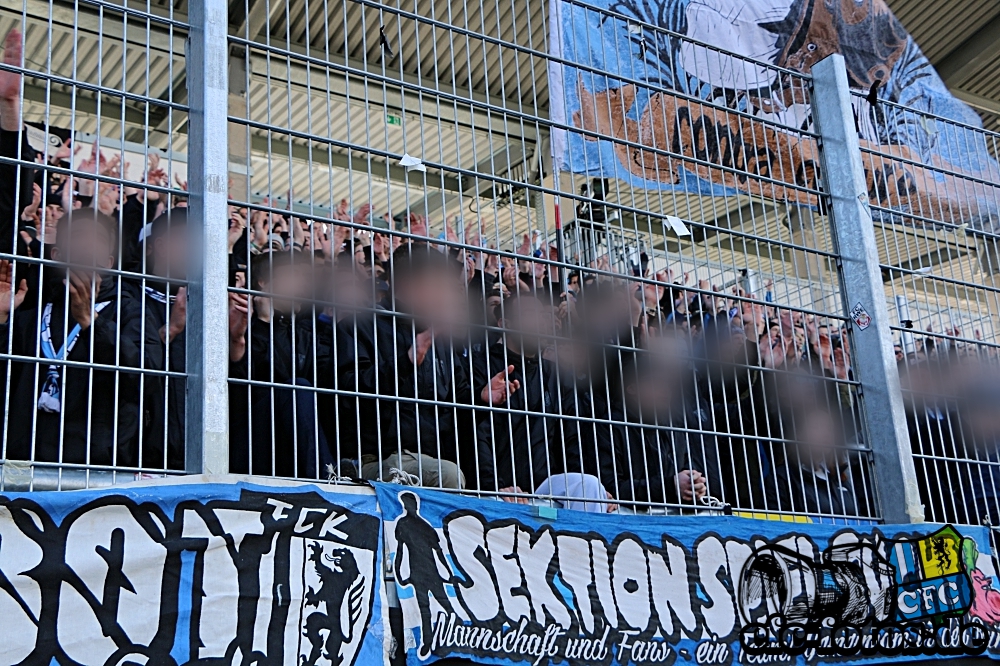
top-left (548, 0), bottom-right (1000, 228)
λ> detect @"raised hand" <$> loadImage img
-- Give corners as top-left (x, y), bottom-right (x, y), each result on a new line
top-left (20, 182), bottom-right (42, 222)
top-left (480, 365), bottom-right (520, 405)
top-left (464, 218), bottom-right (483, 247)
top-left (516, 233), bottom-right (531, 256)
top-left (228, 276), bottom-right (249, 362)
top-left (0, 259), bottom-right (28, 324)
top-left (372, 232), bottom-right (390, 262)
top-left (145, 153), bottom-right (167, 201)
top-left (757, 332), bottom-right (787, 370)
top-left (159, 287), bottom-right (187, 343)
top-left (333, 198), bottom-right (351, 222)
top-left (0, 29), bottom-right (23, 131)
top-left (67, 271), bottom-right (102, 329)
top-left (101, 153), bottom-right (122, 178)
top-left (408, 329), bottom-right (434, 367)
top-left (74, 142), bottom-right (102, 198)
top-left (352, 203), bottom-right (374, 224)
top-left (228, 207), bottom-right (247, 253)
top-left (408, 213), bottom-right (429, 238)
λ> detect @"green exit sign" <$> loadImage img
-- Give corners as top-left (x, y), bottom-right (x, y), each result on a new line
top-left (386, 114), bottom-right (402, 126)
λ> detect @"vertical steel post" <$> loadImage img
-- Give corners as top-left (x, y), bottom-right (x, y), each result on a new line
top-left (185, 0), bottom-right (230, 474)
top-left (812, 55), bottom-right (922, 523)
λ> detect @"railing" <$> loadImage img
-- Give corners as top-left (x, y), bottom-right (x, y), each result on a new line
top-left (0, 0), bottom-right (997, 531)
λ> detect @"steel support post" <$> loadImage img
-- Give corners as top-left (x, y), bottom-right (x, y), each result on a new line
top-left (185, 0), bottom-right (231, 474)
top-left (812, 54), bottom-right (923, 523)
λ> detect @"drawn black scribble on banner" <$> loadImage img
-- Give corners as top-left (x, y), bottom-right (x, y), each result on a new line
top-left (0, 487), bottom-right (382, 666)
top-left (379, 485), bottom-right (1000, 666)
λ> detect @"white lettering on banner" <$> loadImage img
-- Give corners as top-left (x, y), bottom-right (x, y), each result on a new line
top-left (0, 489), bottom-right (382, 666)
top-left (385, 489), bottom-right (1000, 665)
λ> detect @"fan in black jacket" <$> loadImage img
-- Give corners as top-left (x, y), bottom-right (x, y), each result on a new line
top-left (236, 249), bottom-right (332, 478)
top-left (0, 209), bottom-right (161, 465)
top-left (336, 243), bottom-right (516, 488)
top-left (609, 347), bottom-right (715, 509)
top-left (473, 293), bottom-right (616, 510)
top-left (762, 403), bottom-right (871, 519)
top-left (139, 207), bottom-right (249, 470)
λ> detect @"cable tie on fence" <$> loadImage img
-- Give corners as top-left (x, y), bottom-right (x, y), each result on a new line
top-left (699, 495), bottom-right (733, 515)
top-left (866, 79), bottom-right (881, 108)
top-left (379, 26), bottom-right (395, 59)
top-left (324, 462), bottom-right (358, 485)
top-left (387, 467), bottom-right (420, 486)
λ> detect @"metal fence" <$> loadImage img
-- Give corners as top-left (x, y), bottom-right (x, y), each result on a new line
top-left (0, 0), bottom-right (997, 529)
top-left (861, 93), bottom-right (1000, 528)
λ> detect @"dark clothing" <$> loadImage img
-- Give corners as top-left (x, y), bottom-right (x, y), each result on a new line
top-left (120, 194), bottom-right (160, 274)
top-left (609, 409), bottom-right (682, 504)
top-left (236, 310), bottom-right (333, 477)
top-left (908, 403), bottom-right (965, 523)
top-left (561, 373), bottom-right (617, 493)
top-left (471, 340), bottom-right (606, 492)
top-left (336, 311), bottom-right (475, 463)
top-left (608, 401), bottom-right (720, 506)
top-left (713, 396), bottom-right (772, 510)
top-left (762, 451), bottom-right (872, 518)
top-left (139, 285), bottom-right (185, 469)
top-left (706, 360), bottom-right (779, 511)
top-left (0, 128), bottom-right (37, 255)
top-left (0, 277), bottom-right (161, 464)
top-left (962, 443), bottom-right (1000, 527)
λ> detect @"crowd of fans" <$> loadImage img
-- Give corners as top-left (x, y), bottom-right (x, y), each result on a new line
top-left (1, 29), bottom-right (999, 523)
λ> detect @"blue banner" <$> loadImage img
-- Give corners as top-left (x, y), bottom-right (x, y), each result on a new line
top-left (0, 479), bottom-right (387, 666)
top-left (548, 0), bottom-right (1000, 227)
top-left (376, 483), bottom-right (1000, 665)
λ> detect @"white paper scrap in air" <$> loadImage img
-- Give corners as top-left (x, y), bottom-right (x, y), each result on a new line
top-left (399, 153), bottom-right (426, 172)
top-left (665, 215), bottom-right (691, 236)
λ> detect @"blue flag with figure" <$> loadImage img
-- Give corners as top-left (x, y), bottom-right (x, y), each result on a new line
top-left (548, 0), bottom-right (1000, 228)
top-left (0, 479), bottom-right (387, 666)
top-left (376, 483), bottom-right (1000, 665)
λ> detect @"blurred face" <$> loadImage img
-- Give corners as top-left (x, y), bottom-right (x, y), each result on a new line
top-left (328, 270), bottom-right (371, 318)
top-left (501, 297), bottom-right (551, 352)
top-left (152, 225), bottom-right (188, 280)
top-left (629, 371), bottom-right (675, 417)
top-left (795, 409), bottom-right (841, 465)
top-left (264, 262), bottom-right (309, 314)
top-left (556, 338), bottom-right (592, 377)
top-left (396, 270), bottom-right (467, 337)
top-left (52, 216), bottom-right (115, 271)
top-left (965, 402), bottom-right (1000, 446)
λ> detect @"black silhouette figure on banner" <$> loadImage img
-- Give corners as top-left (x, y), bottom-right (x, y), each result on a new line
top-left (394, 492), bottom-right (453, 659)
top-left (303, 543), bottom-right (362, 666)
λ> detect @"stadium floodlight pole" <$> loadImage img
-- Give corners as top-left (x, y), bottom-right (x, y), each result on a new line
top-left (185, 0), bottom-right (231, 474)
top-left (812, 54), bottom-right (922, 523)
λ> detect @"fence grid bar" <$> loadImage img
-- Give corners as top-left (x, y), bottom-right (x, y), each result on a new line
top-left (812, 54), bottom-right (922, 524)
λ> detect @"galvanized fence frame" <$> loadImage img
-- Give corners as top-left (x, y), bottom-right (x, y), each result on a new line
top-left (5, 0), bottom-right (1000, 530)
